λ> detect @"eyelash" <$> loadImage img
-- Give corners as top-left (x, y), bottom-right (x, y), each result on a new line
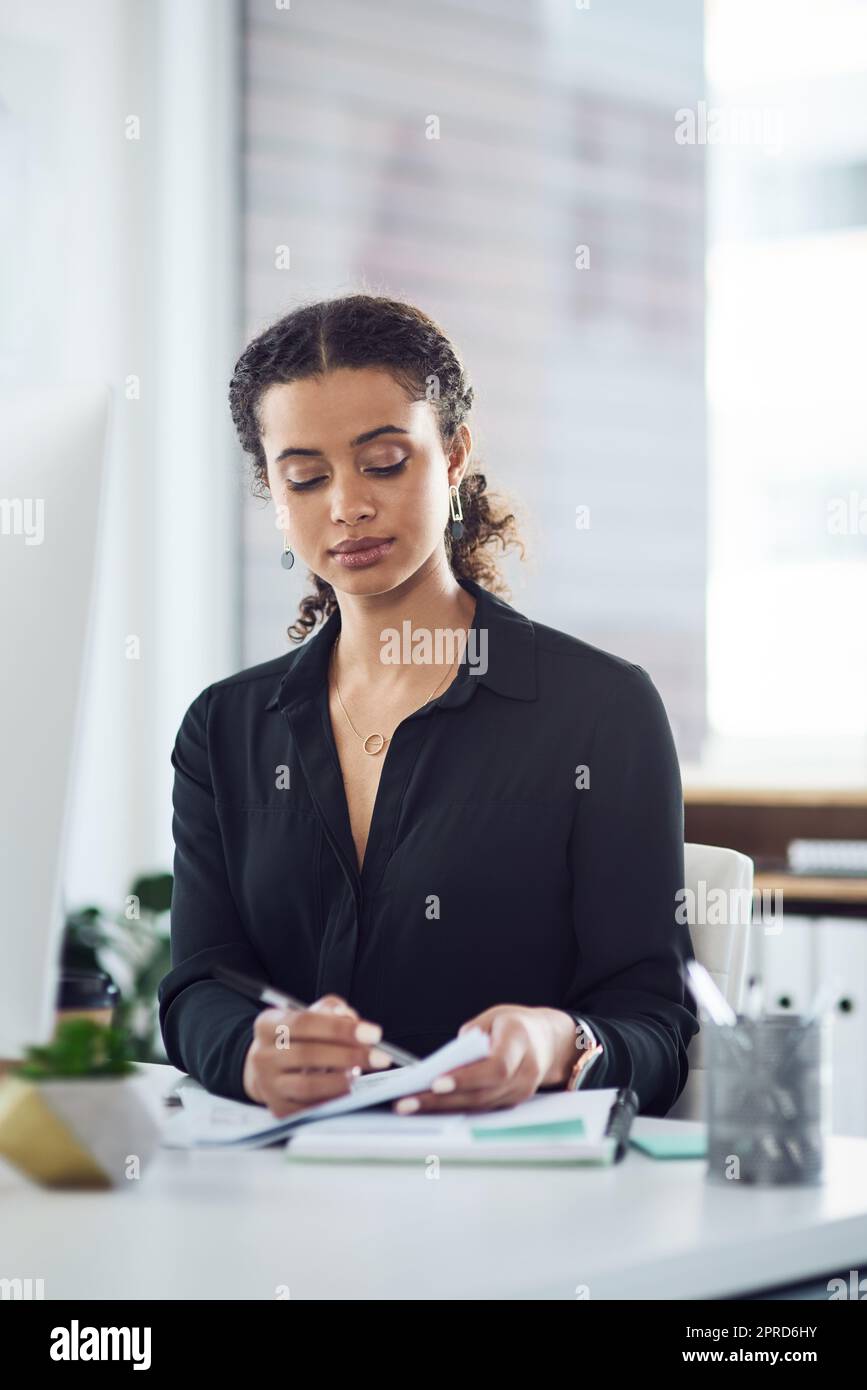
top-left (285, 458), bottom-right (409, 492)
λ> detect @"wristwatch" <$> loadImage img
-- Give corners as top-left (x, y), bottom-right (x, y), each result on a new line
top-left (565, 1014), bottom-right (604, 1091)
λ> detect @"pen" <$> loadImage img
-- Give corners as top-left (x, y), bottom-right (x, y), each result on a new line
top-left (683, 958), bottom-right (737, 1025)
top-left (682, 958), bottom-right (753, 1057)
top-left (210, 965), bottom-right (421, 1069)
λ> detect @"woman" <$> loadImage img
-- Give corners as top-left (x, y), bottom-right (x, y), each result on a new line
top-left (158, 293), bottom-right (699, 1120)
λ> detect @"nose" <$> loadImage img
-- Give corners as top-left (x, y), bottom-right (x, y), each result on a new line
top-left (330, 478), bottom-right (375, 527)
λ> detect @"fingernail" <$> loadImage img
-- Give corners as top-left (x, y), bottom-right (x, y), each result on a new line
top-left (431, 1075), bottom-right (456, 1093)
top-left (368, 1047), bottom-right (391, 1068)
top-left (395, 1097), bottom-right (420, 1113)
top-left (355, 1022), bottom-right (382, 1043)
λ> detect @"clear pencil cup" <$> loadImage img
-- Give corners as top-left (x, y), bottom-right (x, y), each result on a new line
top-left (705, 1013), bottom-right (832, 1187)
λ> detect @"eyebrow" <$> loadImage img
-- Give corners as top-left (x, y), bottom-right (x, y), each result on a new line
top-left (274, 425), bottom-right (410, 464)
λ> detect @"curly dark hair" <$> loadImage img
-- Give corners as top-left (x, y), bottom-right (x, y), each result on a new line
top-left (228, 292), bottom-right (526, 642)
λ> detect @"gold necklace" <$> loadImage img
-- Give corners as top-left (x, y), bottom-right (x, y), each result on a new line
top-left (330, 633), bottom-right (461, 755)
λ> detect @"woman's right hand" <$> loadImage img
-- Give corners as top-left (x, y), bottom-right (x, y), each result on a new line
top-left (241, 993), bottom-right (392, 1116)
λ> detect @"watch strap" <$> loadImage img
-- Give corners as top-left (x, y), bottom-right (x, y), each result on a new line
top-left (566, 1014), bottom-right (604, 1091)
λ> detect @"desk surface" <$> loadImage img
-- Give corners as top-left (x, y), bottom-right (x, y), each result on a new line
top-left (2, 1064), bottom-right (866, 1301)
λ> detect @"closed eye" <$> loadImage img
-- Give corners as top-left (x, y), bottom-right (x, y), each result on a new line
top-left (285, 458), bottom-right (409, 492)
top-left (368, 458), bottom-right (409, 476)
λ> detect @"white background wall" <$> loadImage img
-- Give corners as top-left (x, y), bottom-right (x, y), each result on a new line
top-left (703, 0), bottom-right (867, 787)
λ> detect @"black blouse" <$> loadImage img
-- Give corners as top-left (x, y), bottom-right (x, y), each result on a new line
top-left (158, 574), bottom-right (699, 1116)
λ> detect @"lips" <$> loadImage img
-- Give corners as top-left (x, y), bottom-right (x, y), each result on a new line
top-left (329, 538), bottom-right (396, 569)
top-left (329, 537), bottom-right (393, 554)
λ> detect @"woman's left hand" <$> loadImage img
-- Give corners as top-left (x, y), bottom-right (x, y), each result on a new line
top-left (391, 1005), bottom-right (576, 1114)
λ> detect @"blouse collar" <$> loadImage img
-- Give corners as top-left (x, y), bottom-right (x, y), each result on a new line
top-left (264, 573), bottom-right (536, 715)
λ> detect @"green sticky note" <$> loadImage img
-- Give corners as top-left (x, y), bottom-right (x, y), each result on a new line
top-left (630, 1132), bottom-right (707, 1159)
top-left (470, 1118), bottom-right (587, 1142)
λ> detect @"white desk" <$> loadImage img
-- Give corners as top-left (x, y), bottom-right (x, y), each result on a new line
top-left (2, 1063), bottom-right (866, 1301)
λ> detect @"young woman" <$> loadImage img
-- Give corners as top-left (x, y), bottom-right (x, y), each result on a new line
top-left (158, 294), bottom-right (699, 1120)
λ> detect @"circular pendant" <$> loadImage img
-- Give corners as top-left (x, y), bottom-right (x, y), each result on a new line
top-left (363, 733), bottom-right (386, 755)
top-left (281, 549), bottom-right (295, 570)
top-left (450, 520), bottom-right (464, 540)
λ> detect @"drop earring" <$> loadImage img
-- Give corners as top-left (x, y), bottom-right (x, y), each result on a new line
top-left (448, 483), bottom-right (464, 540)
top-left (281, 535), bottom-right (295, 570)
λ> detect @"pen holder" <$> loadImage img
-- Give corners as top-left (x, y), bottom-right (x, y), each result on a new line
top-left (705, 1014), bottom-right (831, 1187)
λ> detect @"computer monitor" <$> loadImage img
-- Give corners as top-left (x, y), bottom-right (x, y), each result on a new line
top-left (0, 384), bottom-right (112, 1060)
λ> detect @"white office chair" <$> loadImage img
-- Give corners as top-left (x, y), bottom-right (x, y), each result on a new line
top-left (666, 842), bottom-right (755, 1120)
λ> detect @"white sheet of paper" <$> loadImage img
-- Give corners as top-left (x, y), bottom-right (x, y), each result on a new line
top-left (163, 1026), bottom-right (492, 1148)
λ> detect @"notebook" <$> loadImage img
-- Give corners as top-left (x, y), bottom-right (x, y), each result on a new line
top-left (162, 1026), bottom-right (494, 1149)
top-left (284, 1088), bottom-right (639, 1166)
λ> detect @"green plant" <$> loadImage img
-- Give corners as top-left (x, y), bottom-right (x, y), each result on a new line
top-left (62, 872), bottom-right (173, 1063)
top-left (17, 1018), bottom-right (136, 1080)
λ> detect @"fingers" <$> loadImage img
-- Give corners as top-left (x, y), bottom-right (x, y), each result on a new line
top-left (429, 1013), bottom-right (528, 1091)
top-left (309, 993), bottom-right (359, 1018)
top-left (253, 998), bottom-right (381, 1056)
top-left (249, 995), bottom-right (387, 1116)
top-left (285, 1007), bottom-right (382, 1046)
top-left (260, 1066), bottom-right (357, 1119)
top-left (251, 1010), bottom-right (361, 1072)
top-left (396, 1051), bottom-right (540, 1114)
top-left (392, 1016), bottom-right (538, 1114)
